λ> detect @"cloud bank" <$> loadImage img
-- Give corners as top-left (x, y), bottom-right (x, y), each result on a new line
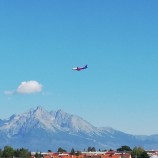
top-left (4, 80), bottom-right (43, 95)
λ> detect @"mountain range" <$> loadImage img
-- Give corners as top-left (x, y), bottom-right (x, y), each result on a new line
top-left (0, 106), bottom-right (158, 152)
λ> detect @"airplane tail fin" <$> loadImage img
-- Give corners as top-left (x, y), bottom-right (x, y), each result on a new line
top-left (85, 65), bottom-right (88, 68)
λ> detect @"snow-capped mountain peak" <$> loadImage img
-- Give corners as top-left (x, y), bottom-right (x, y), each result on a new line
top-left (0, 106), bottom-right (157, 151)
top-left (0, 106), bottom-right (99, 136)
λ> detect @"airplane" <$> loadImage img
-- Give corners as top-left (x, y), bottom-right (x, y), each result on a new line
top-left (72, 65), bottom-right (88, 71)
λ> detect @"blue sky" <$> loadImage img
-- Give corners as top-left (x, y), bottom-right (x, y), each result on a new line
top-left (1, 0), bottom-right (158, 135)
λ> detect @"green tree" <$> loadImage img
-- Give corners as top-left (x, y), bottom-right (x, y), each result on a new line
top-left (19, 148), bottom-right (31, 158)
top-left (88, 147), bottom-right (92, 152)
top-left (2, 146), bottom-right (14, 158)
top-left (70, 148), bottom-right (75, 155)
top-left (91, 147), bottom-right (96, 152)
top-left (140, 151), bottom-right (149, 158)
top-left (131, 147), bottom-right (149, 158)
top-left (0, 149), bottom-right (3, 158)
top-left (87, 147), bottom-right (96, 152)
top-left (117, 145), bottom-right (132, 152)
top-left (102, 149), bottom-right (107, 152)
top-left (76, 151), bottom-right (81, 156)
top-left (57, 147), bottom-right (66, 153)
top-left (34, 152), bottom-right (41, 158)
top-left (14, 149), bottom-right (20, 157)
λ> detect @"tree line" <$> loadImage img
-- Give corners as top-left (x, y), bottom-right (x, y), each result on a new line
top-left (0, 146), bottom-right (31, 158)
top-left (58, 145), bottom-right (149, 158)
top-left (0, 145), bottom-right (150, 158)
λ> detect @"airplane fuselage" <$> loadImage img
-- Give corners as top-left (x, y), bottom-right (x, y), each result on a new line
top-left (72, 65), bottom-right (88, 71)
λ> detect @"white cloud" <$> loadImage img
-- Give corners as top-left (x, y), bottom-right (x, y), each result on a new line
top-left (4, 80), bottom-right (43, 95)
top-left (16, 80), bottom-right (43, 94)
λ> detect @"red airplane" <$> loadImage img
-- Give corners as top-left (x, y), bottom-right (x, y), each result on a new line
top-left (72, 65), bottom-right (88, 71)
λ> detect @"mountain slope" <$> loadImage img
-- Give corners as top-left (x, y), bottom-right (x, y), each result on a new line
top-left (0, 106), bottom-right (157, 151)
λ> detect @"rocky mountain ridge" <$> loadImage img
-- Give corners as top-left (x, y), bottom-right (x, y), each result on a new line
top-left (0, 106), bottom-right (157, 151)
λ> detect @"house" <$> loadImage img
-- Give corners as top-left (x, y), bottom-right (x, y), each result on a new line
top-left (41, 151), bottom-right (131, 158)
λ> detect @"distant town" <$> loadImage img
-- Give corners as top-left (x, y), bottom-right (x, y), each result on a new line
top-left (31, 147), bottom-right (158, 158)
top-left (1, 145), bottom-right (158, 158)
